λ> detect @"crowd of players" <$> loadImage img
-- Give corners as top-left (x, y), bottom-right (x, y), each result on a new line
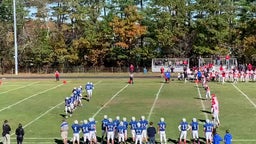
top-left (64, 82), bottom-right (94, 118)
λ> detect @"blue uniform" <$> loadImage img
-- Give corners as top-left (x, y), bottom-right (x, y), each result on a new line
top-left (113, 119), bottom-right (120, 129)
top-left (224, 133), bottom-right (232, 144)
top-left (72, 124), bottom-right (81, 134)
top-left (135, 127), bottom-right (143, 135)
top-left (88, 121), bottom-right (96, 132)
top-left (179, 122), bottom-right (189, 131)
top-left (165, 72), bottom-right (170, 79)
top-left (123, 121), bottom-right (128, 130)
top-left (117, 125), bottom-right (125, 134)
top-left (81, 123), bottom-right (90, 134)
top-left (158, 122), bottom-right (166, 131)
top-left (65, 98), bottom-right (69, 106)
top-left (213, 133), bottom-right (223, 144)
top-left (106, 122), bottom-right (115, 132)
top-left (139, 120), bottom-right (148, 130)
top-left (204, 123), bottom-right (213, 132)
top-left (190, 121), bottom-right (199, 131)
top-left (129, 121), bottom-right (137, 130)
top-left (101, 118), bottom-right (109, 130)
top-left (85, 84), bottom-right (91, 90)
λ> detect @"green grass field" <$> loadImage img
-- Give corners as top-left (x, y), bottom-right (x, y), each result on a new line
top-left (0, 76), bottom-right (256, 144)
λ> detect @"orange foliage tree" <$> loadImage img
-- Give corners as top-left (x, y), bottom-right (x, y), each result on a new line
top-left (110, 6), bottom-right (147, 49)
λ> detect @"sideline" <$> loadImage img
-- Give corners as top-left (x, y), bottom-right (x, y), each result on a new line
top-left (0, 83), bottom-right (63, 112)
top-left (196, 83), bottom-right (209, 120)
top-left (147, 83), bottom-right (164, 121)
top-left (0, 81), bottom-right (39, 95)
top-left (232, 84), bottom-right (256, 108)
top-left (92, 84), bottom-right (129, 118)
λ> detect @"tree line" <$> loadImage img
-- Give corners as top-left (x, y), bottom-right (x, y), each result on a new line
top-left (0, 0), bottom-right (255, 73)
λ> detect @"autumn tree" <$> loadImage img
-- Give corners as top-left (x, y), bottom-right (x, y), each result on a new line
top-left (109, 5), bottom-right (147, 66)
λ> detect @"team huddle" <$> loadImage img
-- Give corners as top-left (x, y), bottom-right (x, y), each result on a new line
top-left (64, 82), bottom-right (94, 118)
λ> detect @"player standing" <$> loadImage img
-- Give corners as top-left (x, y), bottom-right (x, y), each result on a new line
top-left (88, 118), bottom-right (97, 144)
top-left (72, 120), bottom-right (81, 144)
top-left (139, 116), bottom-right (148, 143)
top-left (135, 123), bottom-right (143, 144)
top-left (178, 118), bottom-right (190, 144)
top-left (190, 118), bottom-right (199, 144)
top-left (122, 117), bottom-right (128, 141)
top-left (117, 121), bottom-right (126, 143)
top-left (101, 115), bottom-right (109, 141)
top-left (157, 117), bottom-right (167, 144)
top-left (204, 119), bottom-right (213, 144)
top-left (106, 118), bottom-right (115, 144)
top-left (81, 120), bottom-right (90, 144)
top-left (60, 119), bottom-right (69, 144)
top-left (129, 117), bottom-right (137, 142)
top-left (85, 82), bottom-right (92, 101)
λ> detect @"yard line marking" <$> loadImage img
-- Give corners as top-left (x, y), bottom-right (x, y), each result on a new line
top-left (232, 84), bottom-right (256, 108)
top-left (92, 84), bottom-right (129, 118)
top-left (147, 83), bottom-right (164, 121)
top-left (0, 81), bottom-right (39, 95)
top-left (0, 83), bottom-right (63, 112)
top-left (10, 101), bottom-right (64, 137)
top-left (196, 83), bottom-right (208, 120)
top-left (9, 80), bottom-right (102, 136)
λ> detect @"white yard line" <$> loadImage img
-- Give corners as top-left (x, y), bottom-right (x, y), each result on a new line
top-left (147, 83), bottom-right (164, 121)
top-left (232, 84), bottom-right (256, 108)
top-left (0, 83), bottom-right (63, 112)
top-left (92, 84), bottom-right (129, 118)
top-left (9, 81), bottom-right (102, 136)
top-left (196, 83), bottom-right (209, 120)
top-left (0, 81), bottom-right (39, 95)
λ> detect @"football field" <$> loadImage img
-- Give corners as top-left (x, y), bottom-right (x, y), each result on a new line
top-left (0, 77), bottom-right (256, 144)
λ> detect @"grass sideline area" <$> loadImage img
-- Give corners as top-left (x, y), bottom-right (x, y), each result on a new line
top-left (0, 77), bottom-right (255, 143)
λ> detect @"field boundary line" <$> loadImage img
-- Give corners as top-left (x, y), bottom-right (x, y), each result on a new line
top-left (0, 83), bottom-right (63, 112)
top-left (92, 84), bottom-right (129, 118)
top-left (0, 81), bottom-right (39, 95)
top-left (147, 83), bottom-right (164, 121)
top-left (232, 84), bottom-right (256, 108)
top-left (195, 83), bottom-right (208, 120)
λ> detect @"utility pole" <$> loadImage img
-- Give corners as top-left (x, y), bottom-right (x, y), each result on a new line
top-left (13, 0), bottom-right (18, 75)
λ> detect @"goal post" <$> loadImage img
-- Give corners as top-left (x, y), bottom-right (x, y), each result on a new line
top-left (151, 58), bottom-right (189, 72)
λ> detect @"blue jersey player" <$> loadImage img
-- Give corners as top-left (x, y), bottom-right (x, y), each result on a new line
top-left (101, 115), bottom-right (109, 141)
top-left (117, 122), bottom-right (126, 143)
top-left (139, 116), bottom-right (148, 143)
top-left (178, 118), bottom-right (190, 144)
top-left (158, 117), bottom-right (167, 144)
top-left (81, 120), bottom-right (90, 143)
top-left (190, 118), bottom-right (199, 143)
top-left (204, 119), bottom-right (213, 144)
top-left (71, 120), bottom-right (81, 144)
top-left (106, 118), bottom-right (115, 144)
top-left (135, 123), bottom-right (143, 144)
top-left (129, 117), bottom-right (137, 142)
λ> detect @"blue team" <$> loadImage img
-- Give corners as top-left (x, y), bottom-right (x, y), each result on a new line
top-left (85, 82), bottom-right (94, 101)
top-left (71, 120), bottom-right (81, 144)
top-left (190, 118), bottom-right (200, 144)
